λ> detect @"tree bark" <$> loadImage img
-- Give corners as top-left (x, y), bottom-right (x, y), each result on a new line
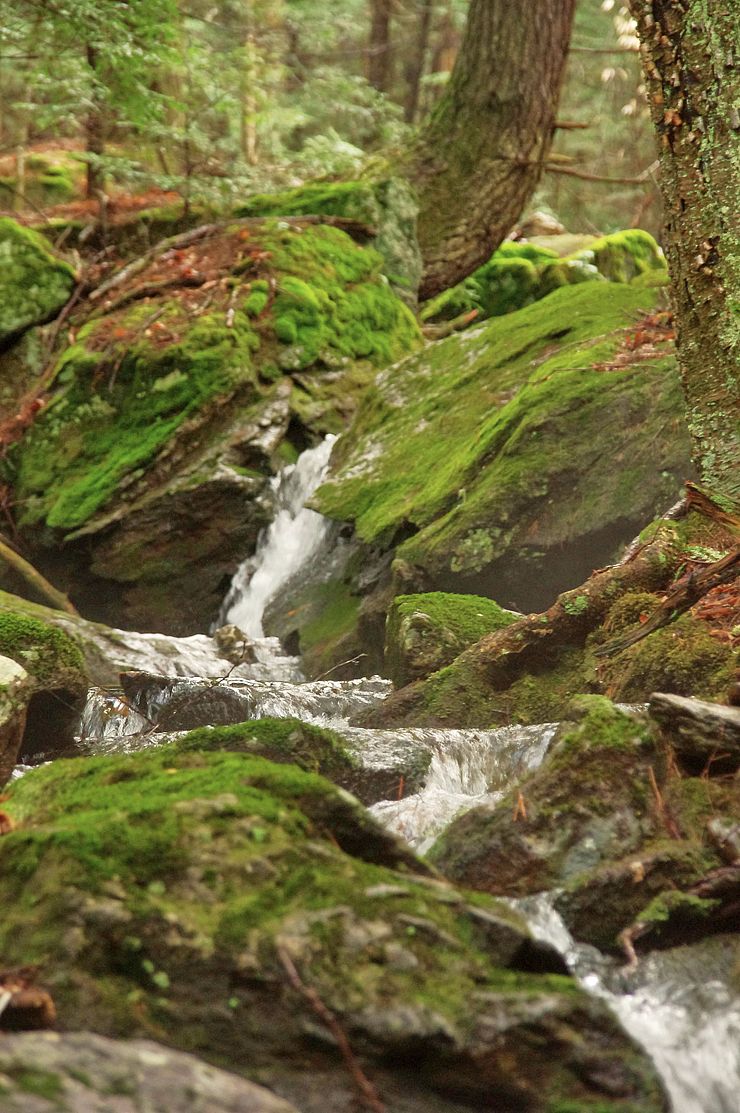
top-left (367, 0), bottom-right (393, 92)
top-left (409, 0), bottom-right (576, 299)
top-left (628, 0), bottom-right (740, 507)
top-left (85, 44), bottom-right (106, 201)
top-left (404, 1), bottom-right (433, 123)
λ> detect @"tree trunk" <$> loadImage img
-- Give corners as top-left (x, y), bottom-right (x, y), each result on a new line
top-left (367, 0), bottom-right (393, 92)
top-left (409, 0), bottom-right (576, 299)
top-left (85, 44), bottom-right (106, 201)
top-left (628, 1), bottom-right (740, 507)
top-left (404, 1), bottom-right (433, 123)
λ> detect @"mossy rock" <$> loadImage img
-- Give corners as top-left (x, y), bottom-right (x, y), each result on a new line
top-left (316, 283), bottom-right (691, 616)
top-left (420, 230), bottom-right (663, 326)
top-left (0, 609), bottom-right (88, 763)
top-left (7, 221), bottom-right (419, 633)
top-left (0, 654), bottom-right (32, 786)
top-left (385, 591), bottom-right (518, 686)
top-left (431, 697), bottom-right (738, 953)
top-left (0, 745), bottom-right (665, 1111)
top-left (0, 218), bottom-right (75, 342)
top-left (236, 176), bottom-right (422, 302)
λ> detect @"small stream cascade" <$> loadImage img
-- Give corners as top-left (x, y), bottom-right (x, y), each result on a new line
top-left (31, 440), bottom-right (739, 1112)
top-left (222, 434), bottom-right (337, 638)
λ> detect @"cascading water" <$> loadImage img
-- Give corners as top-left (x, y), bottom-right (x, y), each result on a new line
top-left (222, 435), bottom-right (337, 638)
top-left (515, 894), bottom-right (740, 1113)
top-left (30, 437), bottom-right (737, 1110)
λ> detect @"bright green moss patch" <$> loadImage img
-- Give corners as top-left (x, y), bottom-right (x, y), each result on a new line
top-left (420, 230), bottom-right (663, 326)
top-left (385, 591), bottom-right (517, 686)
top-left (0, 217), bottom-right (75, 341)
top-left (9, 222), bottom-right (419, 534)
top-left (316, 283), bottom-right (689, 611)
top-left (0, 611), bottom-right (86, 688)
top-left (174, 716), bottom-right (358, 780)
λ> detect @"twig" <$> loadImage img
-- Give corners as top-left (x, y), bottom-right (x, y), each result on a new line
top-left (0, 535), bottom-right (77, 615)
top-left (314, 653), bottom-right (367, 681)
top-left (93, 272), bottom-right (206, 318)
top-left (276, 945), bottom-right (385, 1113)
top-left (512, 790), bottom-right (528, 822)
top-left (648, 766), bottom-right (681, 839)
top-left (544, 161), bottom-right (659, 185)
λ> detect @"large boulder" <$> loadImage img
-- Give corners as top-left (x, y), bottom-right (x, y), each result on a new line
top-left (7, 221), bottom-right (420, 632)
top-left (0, 218), bottom-right (75, 342)
top-left (430, 697), bottom-right (740, 954)
top-left (0, 744), bottom-right (666, 1112)
top-left (315, 282), bottom-right (691, 638)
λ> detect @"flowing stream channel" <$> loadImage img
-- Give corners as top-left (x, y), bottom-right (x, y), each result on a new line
top-left (45, 439), bottom-right (740, 1111)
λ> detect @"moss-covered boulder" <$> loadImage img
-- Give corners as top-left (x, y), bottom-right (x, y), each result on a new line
top-left (0, 745), bottom-right (665, 1112)
top-left (420, 230), bottom-right (665, 325)
top-left (385, 591), bottom-right (518, 686)
top-left (6, 220), bottom-right (420, 633)
top-left (0, 609), bottom-right (88, 764)
top-left (430, 698), bottom-right (739, 954)
top-left (0, 218), bottom-right (75, 342)
top-left (316, 283), bottom-right (691, 623)
top-left (236, 176), bottom-right (421, 303)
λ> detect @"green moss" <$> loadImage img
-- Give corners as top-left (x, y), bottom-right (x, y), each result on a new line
top-left (638, 888), bottom-right (719, 926)
top-left (0, 217), bottom-right (75, 342)
top-left (10, 222), bottom-right (419, 534)
top-left (385, 591), bottom-right (517, 686)
top-left (420, 230), bottom-right (662, 326)
top-left (7, 1068), bottom-right (65, 1104)
top-left (605, 614), bottom-right (735, 702)
top-left (316, 283), bottom-right (687, 602)
top-left (0, 610), bottom-right (86, 685)
top-left (174, 717), bottom-right (358, 781)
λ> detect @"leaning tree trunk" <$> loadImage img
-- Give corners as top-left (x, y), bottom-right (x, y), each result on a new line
top-left (628, 1), bottom-right (740, 507)
top-left (409, 0), bottom-right (576, 299)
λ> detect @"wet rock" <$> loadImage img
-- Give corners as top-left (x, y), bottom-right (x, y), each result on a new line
top-left (0, 745), bottom-right (666, 1112)
top-left (0, 1030), bottom-right (299, 1112)
top-left (649, 692), bottom-right (740, 773)
top-left (0, 656), bottom-right (31, 786)
top-left (431, 697), bottom-right (740, 954)
top-left (9, 222), bottom-right (419, 634)
top-left (0, 609), bottom-right (88, 764)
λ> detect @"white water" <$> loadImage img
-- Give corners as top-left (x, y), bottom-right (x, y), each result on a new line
top-left (223, 435), bottom-right (337, 638)
top-left (517, 894), bottom-right (740, 1113)
top-left (363, 724), bottom-right (556, 853)
top-left (15, 441), bottom-right (738, 1110)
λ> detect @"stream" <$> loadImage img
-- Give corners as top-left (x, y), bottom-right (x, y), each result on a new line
top-left (30, 439), bottom-right (740, 1112)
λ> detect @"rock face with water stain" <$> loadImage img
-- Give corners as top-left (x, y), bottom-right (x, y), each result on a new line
top-left (431, 697), bottom-right (740, 955)
top-left (0, 743), bottom-right (666, 1113)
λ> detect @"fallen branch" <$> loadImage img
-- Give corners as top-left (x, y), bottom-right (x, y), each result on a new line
top-left (544, 161), bottom-right (659, 185)
top-left (276, 945), bottom-right (385, 1113)
top-left (89, 214), bottom-right (378, 306)
top-left (0, 536), bottom-right (78, 615)
top-left (422, 308), bottom-right (479, 340)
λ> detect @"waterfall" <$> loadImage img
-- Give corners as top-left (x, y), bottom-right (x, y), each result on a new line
top-left (223, 435), bottom-right (337, 638)
top-left (515, 894), bottom-right (740, 1113)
